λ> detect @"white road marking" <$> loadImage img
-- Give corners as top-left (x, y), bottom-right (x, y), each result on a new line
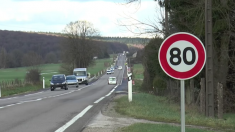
top-left (0, 97), bottom-right (18, 101)
top-left (5, 104), bottom-right (16, 107)
top-left (0, 84), bottom-right (92, 109)
top-left (106, 89), bottom-right (115, 97)
top-left (20, 99), bottom-right (41, 103)
top-left (24, 92), bottom-right (43, 96)
top-left (94, 97), bottom-right (105, 103)
top-left (55, 105), bottom-right (93, 132)
top-left (106, 93), bottom-right (111, 96)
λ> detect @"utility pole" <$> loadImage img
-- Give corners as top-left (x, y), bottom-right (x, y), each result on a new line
top-left (205, 0), bottom-right (214, 117)
top-left (165, 0), bottom-right (169, 38)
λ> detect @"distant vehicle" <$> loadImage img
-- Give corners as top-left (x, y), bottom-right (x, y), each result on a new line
top-left (66, 75), bottom-right (79, 88)
top-left (115, 65), bottom-right (118, 69)
top-left (107, 69), bottom-right (111, 74)
top-left (118, 66), bottom-right (122, 70)
top-left (73, 68), bottom-right (89, 85)
top-left (50, 74), bottom-right (68, 91)
top-left (108, 77), bottom-right (117, 85)
top-left (110, 67), bottom-right (114, 73)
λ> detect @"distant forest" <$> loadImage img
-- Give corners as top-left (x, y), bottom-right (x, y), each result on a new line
top-left (23, 31), bottom-right (151, 45)
top-left (0, 30), bottom-right (129, 68)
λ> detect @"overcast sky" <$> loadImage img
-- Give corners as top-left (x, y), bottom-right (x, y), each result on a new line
top-left (0, 0), bottom-right (162, 37)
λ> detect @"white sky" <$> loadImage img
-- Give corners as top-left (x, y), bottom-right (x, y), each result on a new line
top-left (0, 0), bottom-right (162, 37)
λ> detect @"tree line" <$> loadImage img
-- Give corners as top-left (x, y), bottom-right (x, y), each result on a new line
top-left (0, 29), bottom-right (128, 69)
top-left (129, 0), bottom-right (235, 114)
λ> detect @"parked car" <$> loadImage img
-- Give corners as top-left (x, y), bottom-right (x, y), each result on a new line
top-left (50, 74), bottom-right (68, 91)
top-left (108, 77), bottom-right (117, 85)
top-left (66, 75), bottom-right (79, 88)
top-left (107, 69), bottom-right (111, 74)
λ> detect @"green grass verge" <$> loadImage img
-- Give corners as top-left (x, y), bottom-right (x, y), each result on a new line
top-left (115, 93), bottom-right (235, 131)
top-left (87, 57), bottom-right (113, 76)
top-left (118, 123), bottom-right (214, 132)
top-left (133, 63), bottom-right (144, 80)
top-left (1, 85), bottom-right (42, 97)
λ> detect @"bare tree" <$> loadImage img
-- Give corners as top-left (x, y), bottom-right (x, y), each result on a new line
top-left (117, 0), bottom-right (165, 38)
top-left (61, 20), bottom-right (100, 72)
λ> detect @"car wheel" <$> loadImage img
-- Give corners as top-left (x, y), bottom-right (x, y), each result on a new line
top-left (51, 87), bottom-right (54, 91)
top-left (64, 85), bottom-right (68, 90)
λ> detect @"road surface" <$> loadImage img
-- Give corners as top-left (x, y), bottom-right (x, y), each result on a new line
top-left (0, 54), bottom-right (127, 132)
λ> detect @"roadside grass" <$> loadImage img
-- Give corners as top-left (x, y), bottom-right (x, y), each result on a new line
top-left (87, 57), bottom-right (113, 76)
top-left (115, 93), bottom-right (235, 131)
top-left (132, 63), bottom-right (144, 92)
top-left (117, 123), bottom-right (214, 132)
top-left (133, 63), bottom-right (144, 80)
top-left (1, 84), bottom-right (42, 97)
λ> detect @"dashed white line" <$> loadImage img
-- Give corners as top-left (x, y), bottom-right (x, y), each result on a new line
top-left (0, 97), bottom-right (18, 101)
top-left (94, 97), bottom-right (105, 103)
top-left (24, 92), bottom-right (43, 96)
top-left (55, 105), bottom-right (93, 132)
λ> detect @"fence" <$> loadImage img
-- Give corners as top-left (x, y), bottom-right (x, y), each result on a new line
top-left (0, 79), bottom-right (33, 89)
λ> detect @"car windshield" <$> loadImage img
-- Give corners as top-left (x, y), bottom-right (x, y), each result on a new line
top-left (73, 71), bottom-right (86, 76)
top-left (52, 75), bottom-right (65, 81)
top-left (66, 76), bottom-right (76, 80)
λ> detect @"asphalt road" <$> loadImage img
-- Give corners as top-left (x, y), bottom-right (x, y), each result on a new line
top-left (0, 54), bottom-right (127, 132)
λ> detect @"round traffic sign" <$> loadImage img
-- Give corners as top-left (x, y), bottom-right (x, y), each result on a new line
top-left (158, 32), bottom-right (206, 80)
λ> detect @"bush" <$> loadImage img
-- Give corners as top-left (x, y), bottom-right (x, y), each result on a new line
top-left (25, 68), bottom-right (41, 84)
top-left (153, 76), bottom-right (167, 95)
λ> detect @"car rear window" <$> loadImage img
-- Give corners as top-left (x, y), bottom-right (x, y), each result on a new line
top-left (66, 76), bottom-right (76, 80)
top-left (109, 78), bottom-right (116, 81)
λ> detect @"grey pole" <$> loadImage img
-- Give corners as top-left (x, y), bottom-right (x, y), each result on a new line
top-left (181, 80), bottom-right (185, 132)
top-left (205, 0), bottom-right (214, 117)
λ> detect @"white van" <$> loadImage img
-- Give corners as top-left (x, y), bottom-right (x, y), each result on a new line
top-left (108, 77), bottom-right (117, 85)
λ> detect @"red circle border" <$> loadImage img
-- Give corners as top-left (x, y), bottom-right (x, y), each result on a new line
top-left (159, 32), bottom-right (206, 80)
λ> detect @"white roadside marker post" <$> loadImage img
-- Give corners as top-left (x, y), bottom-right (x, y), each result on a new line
top-left (128, 73), bottom-right (132, 102)
top-left (43, 77), bottom-right (45, 89)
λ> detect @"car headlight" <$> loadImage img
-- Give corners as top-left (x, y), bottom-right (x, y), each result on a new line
top-left (50, 82), bottom-right (54, 85)
top-left (62, 81), bottom-right (66, 84)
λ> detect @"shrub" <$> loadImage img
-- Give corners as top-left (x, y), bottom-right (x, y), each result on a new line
top-left (153, 76), bottom-right (167, 95)
top-left (25, 68), bottom-right (41, 84)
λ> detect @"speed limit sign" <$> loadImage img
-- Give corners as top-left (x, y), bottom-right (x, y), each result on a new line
top-left (159, 32), bottom-right (206, 80)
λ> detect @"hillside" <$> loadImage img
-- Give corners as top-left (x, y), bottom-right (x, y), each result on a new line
top-left (0, 30), bottom-right (128, 68)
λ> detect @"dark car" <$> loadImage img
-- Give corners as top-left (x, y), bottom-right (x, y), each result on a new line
top-left (50, 74), bottom-right (68, 91)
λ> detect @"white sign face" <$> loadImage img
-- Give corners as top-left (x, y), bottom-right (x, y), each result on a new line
top-left (166, 40), bottom-right (198, 72)
top-left (158, 32), bottom-right (206, 80)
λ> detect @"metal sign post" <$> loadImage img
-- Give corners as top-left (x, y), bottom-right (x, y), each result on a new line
top-left (158, 32), bottom-right (206, 132)
top-left (181, 80), bottom-right (185, 132)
